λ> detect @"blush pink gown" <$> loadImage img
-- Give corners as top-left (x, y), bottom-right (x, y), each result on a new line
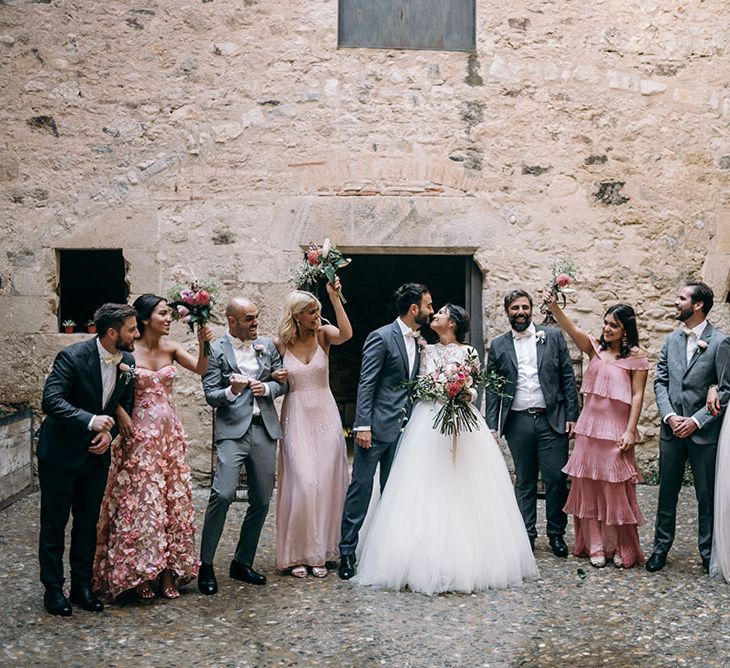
top-left (93, 365), bottom-right (199, 600)
top-left (276, 345), bottom-right (349, 569)
top-left (563, 340), bottom-right (649, 567)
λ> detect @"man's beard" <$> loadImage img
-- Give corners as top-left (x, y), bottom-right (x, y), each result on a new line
top-left (675, 305), bottom-right (694, 322)
top-left (116, 339), bottom-right (135, 352)
top-left (509, 314), bottom-right (531, 332)
top-left (414, 310), bottom-right (431, 329)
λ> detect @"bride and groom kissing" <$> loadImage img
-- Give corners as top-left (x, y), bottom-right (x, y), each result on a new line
top-left (337, 283), bottom-right (578, 594)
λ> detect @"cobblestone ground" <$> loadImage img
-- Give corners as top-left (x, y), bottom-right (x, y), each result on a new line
top-left (1, 486), bottom-right (728, 667)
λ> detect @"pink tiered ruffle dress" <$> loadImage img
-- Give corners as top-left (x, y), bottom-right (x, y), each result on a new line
top-left (563, 339), bottom-right (649, 567)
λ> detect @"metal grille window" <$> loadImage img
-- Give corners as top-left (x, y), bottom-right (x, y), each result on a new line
top-left (338, 0), bottom-right (476, 52)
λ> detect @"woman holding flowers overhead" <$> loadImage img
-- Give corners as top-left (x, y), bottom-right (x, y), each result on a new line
top-left (274, 275), bottom-right (353, 578)
top-left (93, 291), bottom-right (213, 601)
top-left (542, 291), bottom-right (649, 569)
top-left (354, 304), bottom-right (538, 596)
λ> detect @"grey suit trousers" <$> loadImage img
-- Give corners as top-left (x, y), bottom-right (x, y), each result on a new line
top-left (653, 432), bottom-right (717, 560)
top-left (200, 423), bottom-right (276, 566)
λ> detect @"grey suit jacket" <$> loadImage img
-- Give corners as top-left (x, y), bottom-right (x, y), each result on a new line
top-left (202, 335), bottom-right (287, 441)
top-left (654, 323), bottom-right (727, 445)
top-left (353, 320), bottom-right (421, 444)
top-left (485, 326), bottom-right (579, 437)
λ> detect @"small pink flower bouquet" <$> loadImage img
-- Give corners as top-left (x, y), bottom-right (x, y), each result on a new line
top-left (540, 258), bottom-right (578, 321)
top-left (292, 238), bottom-right (351, 303)
top-left (167, 278), bottom-right (218, 355)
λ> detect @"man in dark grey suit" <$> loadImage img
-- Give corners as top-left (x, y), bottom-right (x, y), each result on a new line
top-left (37, 303), bottom-right (137, 616)
top-left (648, 282), bottom-right (727, 573)
top-left (338, 283), bottom-right (433, 579)
top-left (197, 297), bottom-right (287, 594)
top-left (486, 289), bottom-right (579, 557)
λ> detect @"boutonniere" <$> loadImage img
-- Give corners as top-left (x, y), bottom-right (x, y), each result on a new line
top-left (535, 330), bottom-right (546, 344)
top-left (118, 362), bottom-right (137, 385)
top-left (254, 344), bottom-right (266, 357)
top-left (416, 336), bottom-right (427, 353)
top-left (696, 340), bottom-right (708, 353)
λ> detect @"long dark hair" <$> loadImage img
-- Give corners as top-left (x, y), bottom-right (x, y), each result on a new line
top-left (599, 303), bottom-right (639, 359)
top-left (132, 293), bottom-right (165, 336)
top-left (444, 303), bottom-right (471, 343)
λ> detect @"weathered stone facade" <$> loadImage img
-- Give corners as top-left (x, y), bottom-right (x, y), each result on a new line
top-left (1, 0), bottom-right (729, 479)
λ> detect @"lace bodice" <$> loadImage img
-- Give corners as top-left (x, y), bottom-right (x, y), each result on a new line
top-left (419, 343), bottom-right (480, 376)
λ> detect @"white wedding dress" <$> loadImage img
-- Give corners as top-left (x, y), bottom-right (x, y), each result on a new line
top-left (354, 343), bottom-right (539, 595)
top-left (710, 413), bottom-right (730, 582)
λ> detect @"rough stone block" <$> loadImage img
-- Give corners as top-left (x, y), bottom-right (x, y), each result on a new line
top-left (607, 70), bottom-right (640, 92)
top-left (640, 79), bottom-right (667, 96)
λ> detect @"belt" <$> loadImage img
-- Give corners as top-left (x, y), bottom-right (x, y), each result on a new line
top-left (251, 414), bottom-right (264, 426)
top-left (513, 407), bottom-right (546, 415)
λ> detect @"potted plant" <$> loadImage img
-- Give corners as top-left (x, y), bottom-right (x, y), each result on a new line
top-left (62, 319), bottom-right (76, 334)
top-left (86, 320), bottom-right (97, 334)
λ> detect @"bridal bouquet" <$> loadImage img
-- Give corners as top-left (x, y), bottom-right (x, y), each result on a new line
top-left (292, 238), bottom-right (351, 303)
top-left (539, 258), bottom-right (577, 320)
top-left (167, 278), bottom-right (219, 355)
top-left (404, 350), bottom-right (507, 437)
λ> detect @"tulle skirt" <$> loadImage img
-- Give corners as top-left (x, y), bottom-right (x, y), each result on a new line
top-left (354, 401), bottom-right (539, 596)
top-left (710, 414), bottom-right (730, 582)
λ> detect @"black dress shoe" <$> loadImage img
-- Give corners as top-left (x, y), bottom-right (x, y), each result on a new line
top-left (69, 585), bottom-right (103, 612)
top-left (529, 536), bottom-right (536, 552)
top-left (230, 560), bottom-right (266, 585)
top-left (646, 552), bottom-right (667, 572)
top-left (338, 554), bottom-right (356, 580)
top-left (198, 562), bottom-right (218, 595)
top-left (548, 536), bottom-right (569, 558)
top-left (44, 589), bottom-right (72, 617)
top-left (702, 557), bottom-right (710, 574)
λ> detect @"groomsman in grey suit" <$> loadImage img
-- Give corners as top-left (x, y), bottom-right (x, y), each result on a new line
top-left (648, 282), bottom-right (727, 573)
top-left (198, 297), bottom-right (287, 594)
top-left (338, 283), bottom-right (433, 579)
top-left (486, 290), bottom-right (579, 557)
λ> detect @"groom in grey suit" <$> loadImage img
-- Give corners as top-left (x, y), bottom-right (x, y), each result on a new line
top-left (648, 282), bottom-right (727, 573)
top-left (486, 289), bottom-right (579, 557)
top-left (338, 283), bottom-right (433, 579)
top-left (198, 297), bottom-right (287, 594)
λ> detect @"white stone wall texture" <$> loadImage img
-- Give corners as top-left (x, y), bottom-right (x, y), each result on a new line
top-left (1, 0), bottom-right (729, 480)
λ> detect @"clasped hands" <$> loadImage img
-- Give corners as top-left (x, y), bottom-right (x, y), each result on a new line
top-left (230, 373), bottom-right (267, 396)
top-left (667, 414), bottom-right (698, 439)
top-left (89, 414), bottom-right (114, 455)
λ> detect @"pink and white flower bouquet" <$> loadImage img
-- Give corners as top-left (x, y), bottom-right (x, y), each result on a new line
top-left (292, 238), bottom-right (351, 303)
top-left (540, 258), bottom-right (578, 322)
top-left (167, 278), bottom-right (219, 355)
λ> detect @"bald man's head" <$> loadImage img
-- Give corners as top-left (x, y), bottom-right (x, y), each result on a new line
top-left (226, 297), bottom-right (259, 342)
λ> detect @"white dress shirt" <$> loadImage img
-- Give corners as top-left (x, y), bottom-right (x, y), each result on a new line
top-left (510, 322), bottom-right (547, 411)
top-left (684, 320), bottom-right (708, 365)
top-left (87, 338), bottom-right (121, 430)
top-left (397, 317), bottom-right (418, 377)
top-left (224, 332), bottom-right (268, 414)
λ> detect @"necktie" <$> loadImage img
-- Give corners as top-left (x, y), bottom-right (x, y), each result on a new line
top-left (682, 327), bottom-right (696, 338)
top-left (403, 329), bottom-right (418, 339)
top-left (513, 330), bottom-right (532, 340)
top-left (102, 351), bottom-right (123, 366)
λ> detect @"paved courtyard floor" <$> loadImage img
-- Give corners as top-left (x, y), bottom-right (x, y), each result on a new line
top-left (1, 485), bottom-right (728, 667)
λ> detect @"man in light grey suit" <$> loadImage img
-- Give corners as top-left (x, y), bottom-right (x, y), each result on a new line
top-left (338, 283), bottom-right (433, 579)
top-left (198, 297), bottom-right (287, 594)
top-left (648, 282), bottom-right (727, 573)
top-left (486, 289), bottom-right (579, 557)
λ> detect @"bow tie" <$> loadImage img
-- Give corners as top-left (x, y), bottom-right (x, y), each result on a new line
top-left (403, 329), bottom-right (419, 339)
top-left (682, 327), bottom-right (697, 338)
top-left (102, 351), bottom-right (123, 366)
top-left (231, 338), bottom-right (252, 351)
top-left (513, 330), bottom-right (533, 340)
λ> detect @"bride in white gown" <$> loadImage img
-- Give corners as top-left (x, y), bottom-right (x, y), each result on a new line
top-left (709, 337), bottom-right (730, 582)
top-left (354, 304), bottom-right (539, 595)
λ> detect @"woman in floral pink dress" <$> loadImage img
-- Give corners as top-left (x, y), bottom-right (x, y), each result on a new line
top-left (543, 291), bottom-right (649, 568)
top-left (93, 294), bottom-right (212, 601)
top-left (273, 277), bottom-right (352, 578)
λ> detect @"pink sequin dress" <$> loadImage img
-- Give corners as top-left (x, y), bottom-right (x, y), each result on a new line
top-left (563, 339), bottom-right (649, 567)
top-left (276, 344), bottom-right (350, 569)
top-left (93, 365), bottom-right (199, 600)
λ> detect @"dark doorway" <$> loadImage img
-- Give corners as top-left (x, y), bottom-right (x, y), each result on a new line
top-left (57, 249), bottom-right (127, 333)
top-left (321, 253), bottom-right (483, 429)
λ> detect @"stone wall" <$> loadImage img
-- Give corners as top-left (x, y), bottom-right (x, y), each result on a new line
top-left (1, 0), bottom-right (729, 480)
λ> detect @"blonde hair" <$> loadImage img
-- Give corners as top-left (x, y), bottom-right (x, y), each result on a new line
top-left (278, 290), bottom-right (322, 344)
